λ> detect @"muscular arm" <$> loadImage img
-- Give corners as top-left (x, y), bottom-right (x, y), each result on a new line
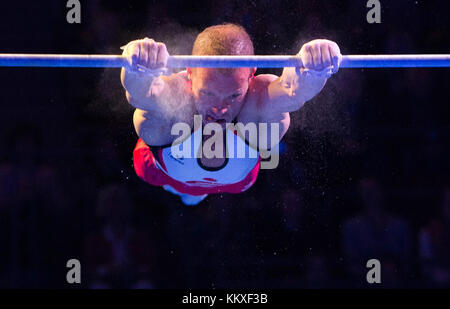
top-left (266, 66), bottom-right (328, 113)
top-left (124, 72), bottom-right (195, 146)
top-left (253, 39), bottom-right (341, 139)
top-left (240, 40), bottom-right (341, 150)
top-left (238, 74), bottom-right (291, 150)
top-left (240, 71), bottom-right (321, 148)
top-left (262, 39), bottom-right (341, 116)
top-left (242, 70), bottom-right (327, 148)
top-left (120, 39), bottom-right (195, 146)
top-left (120, 68), bottom-right (165, 110)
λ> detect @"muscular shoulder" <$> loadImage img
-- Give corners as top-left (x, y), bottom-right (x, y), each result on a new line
top-left (163, 70), bottom-right (189, 81)
top-left (160, 70), bottom-right (189, 92)
top-left (249, 74), bottom-right (279, 92)
top-left (127, 70), bottom-right (189, 107)
top-left (133, 71), bottom-right (195, 146)
top-left (238, 74), bottom-right (279, 122)
top-left (248, 74), bottom-right (280, 106)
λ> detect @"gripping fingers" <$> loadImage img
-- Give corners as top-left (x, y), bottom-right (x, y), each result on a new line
top-left (144, 39), bottom-right (156, 69)
top-left (127, 43), bottom-right (140, 71)
top-left (137, 41), bottom-right (148, 69)
top-left (321, 44), bottom-right (332, 69)
top-left (125, 38), bottom-right (169, 73)
top-left (330, 43), bottom-right (342, 74)
top-left (156, 43), bottom-right (169, 68)
top-left (300, 45), bottom-right (313, 69)
top-left (298, 40), bottom-right (342, 77)
top-left (311, 44), bottom-right (323, 71)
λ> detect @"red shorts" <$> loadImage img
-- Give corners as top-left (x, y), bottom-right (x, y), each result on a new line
top-left (133, 138), bottom-right (260, 196)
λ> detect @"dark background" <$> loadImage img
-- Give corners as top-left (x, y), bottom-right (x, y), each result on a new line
top-left (0, 0), bottom-right (449, 288)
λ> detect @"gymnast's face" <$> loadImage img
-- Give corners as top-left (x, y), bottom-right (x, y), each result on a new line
top-left (188, 67), bottom-right (254, 126)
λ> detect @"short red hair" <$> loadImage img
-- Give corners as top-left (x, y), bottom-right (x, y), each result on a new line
top-left (192, 23), bottom-right (254, 56)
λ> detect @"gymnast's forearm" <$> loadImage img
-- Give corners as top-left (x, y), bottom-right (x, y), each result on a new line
top-left (120, 68), bottom-right (168, 111)
top-left (121, 68), bottom-right (162, 99)
top-left (265, 67), bottom-right (327, 114)
top-left (120, 38), bottom-right (170, 106)
top-left (280, 67), bottom-right (327, 105)
top-left (275, 39), bottom-right (339, 109)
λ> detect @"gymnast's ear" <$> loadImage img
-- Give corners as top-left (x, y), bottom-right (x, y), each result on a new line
top-left (249, 67), bottom-right (256, 79)
top-left (186, 67), bottom-right (192, 80)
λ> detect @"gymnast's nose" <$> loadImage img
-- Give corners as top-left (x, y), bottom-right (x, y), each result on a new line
top-left (210, 106), bottom-right (228, 116)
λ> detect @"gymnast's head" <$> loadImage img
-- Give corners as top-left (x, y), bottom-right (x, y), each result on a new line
top-left (187, 23), bottom-right (257, 125)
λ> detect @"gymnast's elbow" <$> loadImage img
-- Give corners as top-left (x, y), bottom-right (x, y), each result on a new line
top-left (122, 78), bottom-right (167, 111)
top-left (286, 90), bottom-right (307, 111)
top-left (121, 68), bottom-right (164, 101)
top-left (279, 93), bottom-right (306, 113)
top-left (124, 91), bottom-right (158, 112)
top-left (267, 76), bottom-right (305, 112)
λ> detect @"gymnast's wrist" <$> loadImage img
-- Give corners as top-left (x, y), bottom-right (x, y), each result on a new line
top-left (296, 66), bottom-right (333, 79)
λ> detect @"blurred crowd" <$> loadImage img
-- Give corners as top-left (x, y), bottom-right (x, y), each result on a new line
top-left (0, 0), bottom-right (449, 288)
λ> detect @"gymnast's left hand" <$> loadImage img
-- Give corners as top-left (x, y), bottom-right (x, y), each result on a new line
top-left (298, 39), bottom-right (342, 75)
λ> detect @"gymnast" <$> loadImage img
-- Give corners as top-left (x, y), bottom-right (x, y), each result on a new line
top-left (120, 23), bottom-right (342, 205)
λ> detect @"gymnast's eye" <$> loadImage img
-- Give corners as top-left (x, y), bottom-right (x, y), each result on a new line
top-left (230, 93), bottom-right (242, 99)
top-left (200, 90), bottom-right (214, 96)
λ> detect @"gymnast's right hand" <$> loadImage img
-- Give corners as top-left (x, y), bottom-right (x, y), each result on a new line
top-left (121, 38), bottom-right (169, 74)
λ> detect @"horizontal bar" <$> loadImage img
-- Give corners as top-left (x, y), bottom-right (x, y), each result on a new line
top-left (341, 55), bottom-right (450, 68)
top-left (169, 55), bottom-right (450, 68)
top-left (168, 55), bottom-right (303, 68)
top-left (0, 54), bottom-right (449, 68)
top-left (0, 54), bottom-right (128, 68)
